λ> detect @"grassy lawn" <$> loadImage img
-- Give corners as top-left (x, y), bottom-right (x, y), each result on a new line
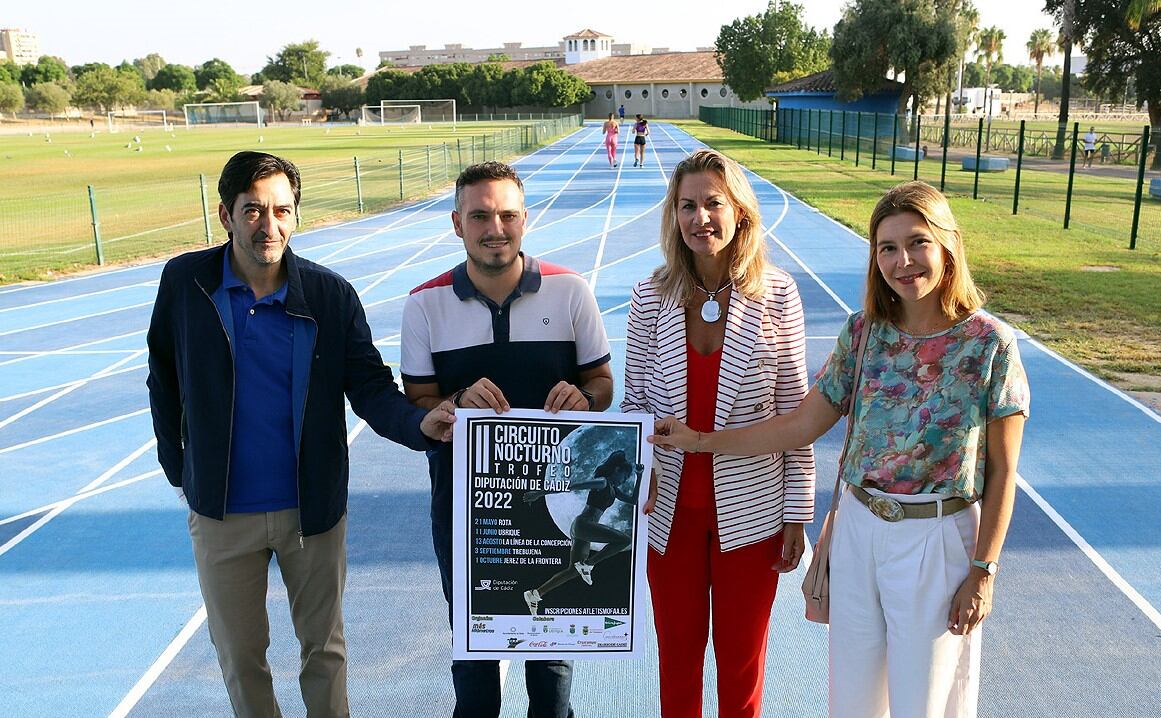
top-left (675, 121), bottom-right (1161, 393)
top-left (0, 118), bottom-right (578, 282)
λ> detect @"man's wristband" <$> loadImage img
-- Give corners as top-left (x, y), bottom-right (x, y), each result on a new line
top-left (578, 387), bottom-right (595, 411)
top-left (451, 388), bottom-right (467, 408)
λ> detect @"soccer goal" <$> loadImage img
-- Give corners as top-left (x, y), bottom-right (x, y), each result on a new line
top-left (183, 101), bottom-right (264, 128)
top-left (379, 98), bottom-right (457, 130)
top-left (360, 103), bottom-right (421, 126)
top-left (106, 109), bottom-right (173, 132)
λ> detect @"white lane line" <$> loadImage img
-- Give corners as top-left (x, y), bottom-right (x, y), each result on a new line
top-left (78, 439), bottom-right (158, 494)
top-left (1022, 336), bottom-right (1161, 424)
top-left (0, 281), bottom-right (155, 314)
top-left (106, 606), bottom-right (208, 718)
top-left (0, 471), bottom-right (159, 528)
top-left (1016, 475), bottom-right (1161, 630)
top-left (0, 362), bottom-right (146, 403)
top-left (0, 408), bottom-right (150, 454)
top-left (0, 348), bottom-right (148, 431)
top-left (0, 301), bottom-right (154, 338)
top-left (0, 329), bottom-right (145, 368)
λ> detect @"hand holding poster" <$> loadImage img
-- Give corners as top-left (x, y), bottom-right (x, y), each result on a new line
top-left (451, 409), bottom-right (653, 660)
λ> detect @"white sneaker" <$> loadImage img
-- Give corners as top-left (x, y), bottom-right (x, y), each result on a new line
top-left (574, 562), bottom-right (593, 586)
top-left (523, 589), bottom-right (541, 615)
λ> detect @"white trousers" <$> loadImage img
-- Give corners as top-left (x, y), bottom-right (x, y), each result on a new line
top-left (828, 489), bottom-right (982, 718)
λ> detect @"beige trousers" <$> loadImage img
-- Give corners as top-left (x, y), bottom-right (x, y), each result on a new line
top-left (189, 509), bottom-right (348, 718)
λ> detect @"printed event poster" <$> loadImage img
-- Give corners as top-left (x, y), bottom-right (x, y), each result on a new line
top-left (451, 408), bottom-right (653, 661)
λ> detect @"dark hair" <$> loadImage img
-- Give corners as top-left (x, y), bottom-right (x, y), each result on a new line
top-left (217, 151), bottom-right (301, 213)
top-left (594, 449), bottom-right (632, 478)
top-left (454, 161), bottom-right (524, 212)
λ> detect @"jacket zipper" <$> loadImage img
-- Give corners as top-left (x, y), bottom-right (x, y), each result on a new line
top-left (199, 282), bottom-right (236, 519)
top-left (286, 307), bottom-right (317, 548)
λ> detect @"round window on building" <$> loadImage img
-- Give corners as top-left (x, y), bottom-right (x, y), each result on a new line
top-left (680, 88), bottom-right (688, 98)
top-left (625, 89), bottom-right (632, 99)
top-left (700, 88), bottom-right (709, 98)
top-left (720, 87), bottom-right (728, 97)
top-left (642, 89), bottom-right (649, 99)
top-left (605, 89), bottom-right (613, 99)
top-left (661, 89), bottom-right (669, 98)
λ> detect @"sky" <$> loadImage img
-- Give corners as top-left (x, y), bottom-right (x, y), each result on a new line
top-left (7, 1), bottom-right (1061, 75)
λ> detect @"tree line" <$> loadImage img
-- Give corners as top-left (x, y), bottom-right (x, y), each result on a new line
top-left (0, 39), bottom-right (591, 120)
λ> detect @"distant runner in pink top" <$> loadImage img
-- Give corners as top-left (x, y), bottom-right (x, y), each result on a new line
top-left (602, 113), bottom-right (620, 169)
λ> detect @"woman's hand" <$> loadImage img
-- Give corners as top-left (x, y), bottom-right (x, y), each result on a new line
top-left (772, 522), bottom-right (805, 572)
top-left (642, 469), bottom-right (658, 514)
top-left (648, 417), bottom-right (699, 452)
top-left (948, 573), bottom-right (994, 635)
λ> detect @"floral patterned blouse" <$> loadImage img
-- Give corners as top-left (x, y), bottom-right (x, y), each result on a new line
top-left (815, 310), bottom-right (1030, 500)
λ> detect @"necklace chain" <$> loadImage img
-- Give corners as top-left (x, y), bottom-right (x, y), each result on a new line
top-left (694, 277), bottom-right (731, 300)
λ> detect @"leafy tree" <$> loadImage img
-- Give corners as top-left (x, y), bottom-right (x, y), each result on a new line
top-left (195, 58), bottom-right (240, 91)
top-left (327, 64), bottom-right (365, 78)
top-left (72, 65), bottom-right (144, 112)
top-left (133, 53), bottom-right (166, 82)
top-left (1027, 28), bottom-right (1055, 114)
top-left (23, 56), bottom-right (71, 86)
top-left (1126, 0), bottom-right (1161, 29)
top-left (464, 63), bottom-right (508, 108)
top-left (25, 83), bottom-right (71, 113)
top-left (0, 60), bottom-right (20, 85)
top-left (319, 75), bottom-right (364, 119)
top-left (151, 63), bottom-right (196, 93)
top-left (486, 53), bottom-right (511, 62)
top-left (262, 40), bottom-right (329, 87)
top-left (0, 83), bottom-right (24, 115)
top-left (72, 62), bottom-right (112, 78)
top-left (831, 0), bottom-right (958, 119)
top-left (143, 88), bottom-right (177, 110)
top-left (1047, 0), bottom-right (1161, 168)
top-left (509, 62), bottom-right (589, 107)
top-left (365, 69), bottom-right (415, 104)
top-left (376, 59), bottom-right (396, 69)
top-left (262, 80), bottom-right (302, 121)
top-left (715, 1), bottom-right (830, 102)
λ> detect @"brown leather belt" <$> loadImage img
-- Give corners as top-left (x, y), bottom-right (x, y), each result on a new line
top-left (850, 485), bottom-right (971, 522)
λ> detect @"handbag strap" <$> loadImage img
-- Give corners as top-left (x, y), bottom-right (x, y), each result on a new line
top-left (823, 318), bottom-right (872, 520)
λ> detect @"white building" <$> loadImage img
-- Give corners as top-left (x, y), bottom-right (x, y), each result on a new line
top-left (0, 28), bottom-right (40, 66)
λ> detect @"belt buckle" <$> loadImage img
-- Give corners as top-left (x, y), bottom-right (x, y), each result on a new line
top-left (868, 495), bottom-right (905, 522)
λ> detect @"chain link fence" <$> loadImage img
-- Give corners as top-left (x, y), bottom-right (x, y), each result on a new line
top-left (701, 106), bottom-right (1160, 250)
top-left (0, 114), bottom-right (582, 281)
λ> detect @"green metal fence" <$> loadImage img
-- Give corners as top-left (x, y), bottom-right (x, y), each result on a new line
top-left (700, 105), bottom-right (1159, 249)
top-left (0, 114), bottom-right (583, 282)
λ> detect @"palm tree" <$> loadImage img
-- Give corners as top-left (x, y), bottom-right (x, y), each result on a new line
top-left (1026, 28), bottom-right (1055, 116)
top-left (955, 5), bottom-right (981, 112)
top-left (975, 26), bottom-right (1005, 148)
top-left (1126, 0), bottom-right (1161, 30)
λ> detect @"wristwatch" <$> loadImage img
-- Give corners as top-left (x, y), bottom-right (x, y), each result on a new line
top-left (578, 387), bottom-right (596, 411)
top-left (970, 559), bottom-right (999, 575)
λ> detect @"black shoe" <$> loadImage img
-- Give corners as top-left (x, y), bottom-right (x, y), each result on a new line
top-left (633, 160), bottom-right (637, 167)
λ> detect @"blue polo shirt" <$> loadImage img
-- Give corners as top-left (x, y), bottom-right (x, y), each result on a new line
top-left (222, 252), bottom-right (297, 513)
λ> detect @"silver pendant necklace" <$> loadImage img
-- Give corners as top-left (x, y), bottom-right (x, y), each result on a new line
top-left (694, 278), bottom-right (731, 323)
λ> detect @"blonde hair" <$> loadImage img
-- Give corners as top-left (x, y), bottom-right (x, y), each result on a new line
top-left (652, 149), bottom-right (768, 302)
top-left (865, 181), bottom-right (984, 324)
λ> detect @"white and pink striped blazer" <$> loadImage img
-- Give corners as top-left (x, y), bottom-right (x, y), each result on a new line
top-left (621, 269), bottom-right (816, 553)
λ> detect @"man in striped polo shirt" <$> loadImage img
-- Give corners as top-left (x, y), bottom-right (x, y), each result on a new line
top-left (401, 161), bottom-right (613, 718)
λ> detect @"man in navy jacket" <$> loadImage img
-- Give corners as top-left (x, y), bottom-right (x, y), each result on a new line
top-left (147, 151), bottom-right (454, 717)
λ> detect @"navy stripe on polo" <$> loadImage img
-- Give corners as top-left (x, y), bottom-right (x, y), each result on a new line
top-left (222, 251), bottom-right (298, 513)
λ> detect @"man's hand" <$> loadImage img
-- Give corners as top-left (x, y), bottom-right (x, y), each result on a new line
top-left (457, 378), bottom-right (510, 413)
top-left (420, 400), bottom-right (456, 442)
top-left (543, 381), bottom-right (589, 413)
top-left (173, 485), bottom-right (187, 505)
top-left (771, 522), bottom-right (805, 573)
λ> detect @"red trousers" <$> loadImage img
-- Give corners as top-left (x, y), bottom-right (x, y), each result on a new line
top-left (647, 503), bottom-right (783, 718)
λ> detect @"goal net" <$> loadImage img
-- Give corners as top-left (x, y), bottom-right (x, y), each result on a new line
top-left (107, 110), bottom-right (172, 132)
top-left (380, 99), bottom-right (457, 130)
top-left (360, 103), bottom-right (421, 125)
top-left (183, 101), bottom-right (264, 128)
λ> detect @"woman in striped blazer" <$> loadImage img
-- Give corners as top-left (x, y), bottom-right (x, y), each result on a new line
top-left (621, 149), bottom-right (816, 717)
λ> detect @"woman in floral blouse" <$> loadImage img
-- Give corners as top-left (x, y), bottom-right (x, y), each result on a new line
top-left (650, 181), bottom-right (1029, 718)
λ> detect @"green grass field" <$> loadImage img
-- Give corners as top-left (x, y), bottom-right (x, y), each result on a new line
top-left (0, 117), bottom-right (579, 282)
top-left (675, 120), bottom-right (1161, 390)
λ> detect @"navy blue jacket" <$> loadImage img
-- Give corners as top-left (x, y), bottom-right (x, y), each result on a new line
top-left (147, 242), bottom-right (430, 536)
